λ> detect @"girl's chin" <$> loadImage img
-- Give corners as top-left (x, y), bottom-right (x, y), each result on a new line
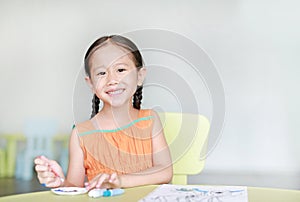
top-left (103, 100), bottom-right (131, 109)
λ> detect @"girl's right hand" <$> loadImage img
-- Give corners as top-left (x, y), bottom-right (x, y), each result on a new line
top-left (34, 155), bottom-right (65, 188)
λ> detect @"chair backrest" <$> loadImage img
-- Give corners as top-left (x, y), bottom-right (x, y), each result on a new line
top-left (0, 147), bottom-right (5, 177)
top-left (159, 112), bottom-right (210, 185)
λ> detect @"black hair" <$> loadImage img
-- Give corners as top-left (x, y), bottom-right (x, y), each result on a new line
top-left (84, 35), bottom-right (144, 118)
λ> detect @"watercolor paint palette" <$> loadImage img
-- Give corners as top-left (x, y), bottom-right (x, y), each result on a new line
top-left (51, 187), bottom-right (88, 195)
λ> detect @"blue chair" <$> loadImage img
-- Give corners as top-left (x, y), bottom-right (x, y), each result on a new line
top-left (15, 118), bottom-right (58, 180)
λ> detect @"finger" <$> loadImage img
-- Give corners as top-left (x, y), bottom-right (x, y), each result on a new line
top-left (37, 173), bottom-right (55, 184)
top-left (85, 178), bottom-right (98, 190)
top-left (109, 173), bottom-right (117, 183)
top-left (35, 164), bottom-right (50, 172)
top-left (38, 171), bottom-right (56, 179)
top-left (86, 174), bottom-right (105, 190)
top-left (96, 174), bottom-right (110, 188)
top-left (37, 173), bottom-right (54, 186)
top-left (39, 155), bottom-right (49, 162)
top-left (38, 156), bottom-right (53, 165)
top-left (44, 159), bottom-right (62, 176)
top-left (34, 157), bottom-right (48, 165)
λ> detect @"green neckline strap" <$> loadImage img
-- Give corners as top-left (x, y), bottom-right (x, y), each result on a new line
top-left (77, 115), bottom-right (154, 136)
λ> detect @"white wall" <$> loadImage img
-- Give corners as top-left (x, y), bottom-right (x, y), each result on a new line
top-left (0, 0), bottom-right (299, 188)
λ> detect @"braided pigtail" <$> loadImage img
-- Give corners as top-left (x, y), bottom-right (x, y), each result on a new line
top-left (133, 85), bottom-right (143, 110)
top-left (91, 94), bottom-right (100, 118)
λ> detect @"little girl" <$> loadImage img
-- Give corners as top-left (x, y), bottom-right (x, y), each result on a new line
top-left (34, 35), bottom-right (173, 189)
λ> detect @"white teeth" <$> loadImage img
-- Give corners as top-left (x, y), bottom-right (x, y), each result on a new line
top-left (107, 89), bottom-right (123, 95)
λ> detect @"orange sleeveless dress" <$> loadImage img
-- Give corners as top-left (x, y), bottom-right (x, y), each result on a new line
top-left (75, 109), bottom-right (154, 181)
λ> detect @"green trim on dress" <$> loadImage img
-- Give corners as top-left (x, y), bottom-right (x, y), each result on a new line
top-left (78, 116), bottom-right (154, 136)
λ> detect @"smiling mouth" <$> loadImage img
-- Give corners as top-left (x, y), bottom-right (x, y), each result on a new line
top-left (106, 89), bottom-right (124, 96)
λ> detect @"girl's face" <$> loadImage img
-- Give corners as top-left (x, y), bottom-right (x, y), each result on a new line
top-left (86, 44), bottom-right (146, 109)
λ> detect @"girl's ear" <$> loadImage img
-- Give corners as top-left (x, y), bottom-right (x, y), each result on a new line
top-left (85, 76), bottom-right (95, 93)
top-left (137, 67), bottom-right (147, 86)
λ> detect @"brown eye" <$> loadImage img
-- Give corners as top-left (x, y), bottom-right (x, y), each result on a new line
top-left (97, 71), bottom-right (106, 76)
top-left (117, 68), bottom-right (126, 73)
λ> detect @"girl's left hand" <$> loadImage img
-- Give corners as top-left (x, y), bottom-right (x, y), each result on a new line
top-left (85, 173), bottom-right (121, 190)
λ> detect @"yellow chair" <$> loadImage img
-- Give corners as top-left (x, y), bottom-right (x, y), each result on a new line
top-left (0, 134), bottom-right (25, 178)
top-left (0, 148), bottom-right (5, 177)
top-left (159, 112), bottom-right (210, 185)
top-left (53, 134), bottom-right (70, 174)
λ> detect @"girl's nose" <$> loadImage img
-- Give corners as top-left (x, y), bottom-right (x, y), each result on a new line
top-left (106, 71), bottom-right (119, 86)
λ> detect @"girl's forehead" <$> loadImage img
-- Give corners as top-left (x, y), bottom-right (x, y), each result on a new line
top-left (89, 44), bottom-right (134, 68)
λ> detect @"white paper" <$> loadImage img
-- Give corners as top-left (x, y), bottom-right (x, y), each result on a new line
top-left (139, 184), bottom-right (248, 202)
